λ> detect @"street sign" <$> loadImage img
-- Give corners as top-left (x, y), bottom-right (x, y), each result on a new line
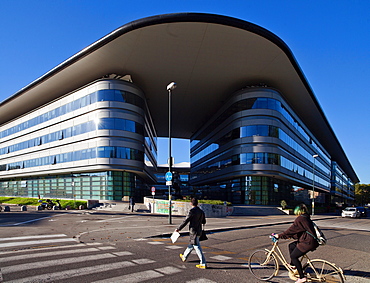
top-left (165, 172), bottom-right (172, 181)
top-left (166, 181), bottom-right (172, 186)
top-left (151, 186), bottom-right (155, 192)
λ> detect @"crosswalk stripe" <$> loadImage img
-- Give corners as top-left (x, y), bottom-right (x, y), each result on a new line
top-left (3, 252), bottom-right (118, 273)
top-left (0, 234), bottom-right (68, 242)
top-left (0, 242), bottom-right (102, 256)
top-left (112, 251), bottom-right (133, 256)
top-left (0, 238), bottom-right (77, 248)
top-left (132, 258), bottom-right (156, 264)
top-left (0, 246), bottom-right (115, 263)
top-left (186, 279), bottom-right (217, 283)
top-left (155, 266), bottom-right (182, 275)
top-left (10, 260), bottom-right (136, 283)
top-left (92, 270), bottom-right (164, 283)
top-left (210, 255), bottom-right (233, 261)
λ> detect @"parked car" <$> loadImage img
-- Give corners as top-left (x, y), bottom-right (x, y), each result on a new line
top-left (356, 207), bottom-right (367, 217)
top-left (341, 207), bottom-right (361, 218)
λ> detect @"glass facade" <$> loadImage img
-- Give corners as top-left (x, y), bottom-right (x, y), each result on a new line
top-left (0, 171), bottom-right (148, 201)
top-left (0, 79), bottom-right (157, 202)
top-left (0, 89), bottom-right (144, 139)
top-left (190, 88), bottom-right (354, 206)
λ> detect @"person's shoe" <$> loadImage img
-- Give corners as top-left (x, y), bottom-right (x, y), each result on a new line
top-left (289, 264), bottom-right (298, 275)
top-left (179, 254), bottom-right (186, 262)
top-left (196, 264), bottom-right (207, 269)
top-left (295, 278), bottom-right (307, 283)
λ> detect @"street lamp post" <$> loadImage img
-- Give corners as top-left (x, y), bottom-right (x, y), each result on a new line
top-left (167, 82), bottom-right (177, 224)
top-left (312, 154), bottom-right (319, 216)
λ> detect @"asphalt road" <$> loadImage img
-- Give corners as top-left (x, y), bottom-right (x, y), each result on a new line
top-left (0, 208), bottom-right (369, 282)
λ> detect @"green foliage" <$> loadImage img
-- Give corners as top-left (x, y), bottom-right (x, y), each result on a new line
top-left (60, 200), bottom-right (87, 209)
top-left (0, 197), bottom-right (40, 206)
top-left (0, 197), bottom-right (87, 210)
top-left (175, 199), bottom-right (232, 206)
top-left (280, 200), bottom-right (287, 209)
top-left (355, 184), bottom-right (370, 205)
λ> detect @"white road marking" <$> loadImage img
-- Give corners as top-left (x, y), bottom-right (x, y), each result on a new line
top-left (210, 255), bottom-right (233, 261)
top-left (10, 260), bottom-right (136, 283)
top-left (0, 247), bottom-right (114, 263)
top-left (112, 251), bottom-right (133, 256)
top-left (93, 270), bottom-right (163, 283)
top-left (132, 258), bottom-right (156, 264)
top-left (0, 238), bottom-right (77, 248)
top-left (155, 266), bottom-right (182, 275)
top-left (2, 252), bottom-right (118, 273)
top-left (0, 213), bottom-right (69, 227)
top-left (147, 241), bottom-right (164, 245)
top-left (0, 234), bottom-right (68, 242)
top-left (96, 216), bottom-right (136, 222)
top-left (186, 279), bottom-right (217, 283)
top-left (0, 242), bottom-right (102, 256)
top-left (165, 245), bottom-right (183, 249)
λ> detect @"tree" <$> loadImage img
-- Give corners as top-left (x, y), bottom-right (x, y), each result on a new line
top-left (355, 184), bottom-right (370, 205)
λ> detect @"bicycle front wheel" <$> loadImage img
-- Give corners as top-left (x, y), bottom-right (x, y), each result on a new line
top-left (303, 259), bottom-right (344, 283)
top-left (249, 249), bottom-right (278, 281)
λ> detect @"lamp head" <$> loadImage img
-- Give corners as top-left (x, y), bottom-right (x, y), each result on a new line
top-left (167, 82), bottom-right (177, 91)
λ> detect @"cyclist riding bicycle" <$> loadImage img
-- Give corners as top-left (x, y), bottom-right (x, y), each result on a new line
top-left (272, 203), bottom-right (319, 283)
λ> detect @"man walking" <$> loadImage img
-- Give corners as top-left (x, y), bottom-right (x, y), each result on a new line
top-left (129, 196), bottom-right (135, 212)
top-left (175, 198), bottom-right (207, 269)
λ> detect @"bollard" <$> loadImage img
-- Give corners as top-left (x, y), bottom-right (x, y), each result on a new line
top-left (21, 205), bottom-right (27, 211)
top-left (37, 205), bottom-right (43, 211)
top-left (4, 206), bottom-right (10, 212)
top-left (53, 205), bottom-right (59, 210)
top-left (79, 204), bottom-right (85, 210)
top-left (65, 205), bottom-right (71, 210)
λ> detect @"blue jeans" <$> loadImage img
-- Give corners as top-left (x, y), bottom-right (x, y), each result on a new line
top-left (183, 236), bottom-right (206, 265)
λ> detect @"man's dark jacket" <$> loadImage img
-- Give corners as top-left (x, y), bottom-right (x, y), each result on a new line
top-left (177, 206), bottom-right (206, 244)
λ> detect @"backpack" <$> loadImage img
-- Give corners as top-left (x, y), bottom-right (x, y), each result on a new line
top-left (307, 222), bottom-right (327, 245)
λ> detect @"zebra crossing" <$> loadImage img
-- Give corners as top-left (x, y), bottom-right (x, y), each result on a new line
top-left (0, 234), bottom-right (219, 283)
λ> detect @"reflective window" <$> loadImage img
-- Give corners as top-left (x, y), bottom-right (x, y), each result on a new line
top-left (0, 89), bottom-right (144, 139)
top-left (0, 146), bottom-right (144, 171)
top-left (0, 118), bottom-right (143, 156)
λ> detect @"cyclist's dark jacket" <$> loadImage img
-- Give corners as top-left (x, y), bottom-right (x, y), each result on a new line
top-left (278, 213), bottom-right (319, 253)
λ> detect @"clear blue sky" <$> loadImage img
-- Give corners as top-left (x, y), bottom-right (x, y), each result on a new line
top-left (0, 0), bottom-right (369, 183)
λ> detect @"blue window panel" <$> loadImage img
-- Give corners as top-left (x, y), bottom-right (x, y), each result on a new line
top-left (90, 92), bottom-right (97, 103)
top-left (114, 90), bottom-right (125, 102)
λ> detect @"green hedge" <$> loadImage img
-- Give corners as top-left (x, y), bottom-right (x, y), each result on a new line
top-left (0, 197), bottom-right (87, 210)
top-left (175, 199), bottom-right (232, 206)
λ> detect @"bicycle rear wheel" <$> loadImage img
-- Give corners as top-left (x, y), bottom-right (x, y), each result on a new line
top-left (249, 249), bottom-right (278, 281)
top-left (303, 259), bottom-right (344, 283)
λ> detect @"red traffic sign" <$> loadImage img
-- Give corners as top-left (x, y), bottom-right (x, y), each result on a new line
top-left (151, 186), bottom-right (156, 192)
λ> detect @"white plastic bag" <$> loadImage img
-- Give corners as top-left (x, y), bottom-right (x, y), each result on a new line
top-left (171, 231), bottom-right (180, 243)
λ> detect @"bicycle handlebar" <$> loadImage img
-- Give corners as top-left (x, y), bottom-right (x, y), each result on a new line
top-left (269, 235), bottom-right (278, 243)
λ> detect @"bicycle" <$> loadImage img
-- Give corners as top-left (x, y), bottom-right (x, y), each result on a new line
top-left (249, 236), bottom-right (345, 282)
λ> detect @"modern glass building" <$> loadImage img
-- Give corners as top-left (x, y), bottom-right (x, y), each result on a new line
top-left (0, 13), bottom-right (358, 206)
top-left (0, 79), bottom-right (157, 201)
top-left (190, 87), bottom-right (342, 206)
